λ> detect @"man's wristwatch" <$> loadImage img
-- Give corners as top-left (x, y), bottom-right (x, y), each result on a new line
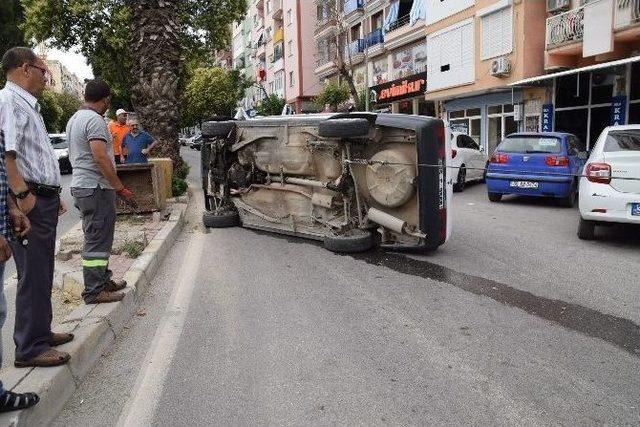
top-left (13, 189), bottom-right (31, 200)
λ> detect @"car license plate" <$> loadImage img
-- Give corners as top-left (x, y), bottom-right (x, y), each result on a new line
top-left (510, 181), bottom-right (539, 189)
top-left (632, 203), bottom-right (640, 216)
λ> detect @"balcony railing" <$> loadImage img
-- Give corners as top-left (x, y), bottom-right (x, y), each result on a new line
top-left (343, 0), bottom-right (365, 15)
top-left (615, 0), bottom-right (640, 28)
top-left (365, 28), bottom-right (384, 48)
top-left (387, 14), bottom-right (411, 32)
top-left (273, 28), bottom-right (284, 43)
top-left (316, 50), bottom-right (336, 67)
top-left (344, 39), bottom-right (365, 58)
top-left (546, 6), bottom-right (585, 49)
top-left (273, 0), bottom-right (283, 19)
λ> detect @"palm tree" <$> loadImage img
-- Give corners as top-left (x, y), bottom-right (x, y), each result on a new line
top-left (129, 0), bottom-right (182, 165)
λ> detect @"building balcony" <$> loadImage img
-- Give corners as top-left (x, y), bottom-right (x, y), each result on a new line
top-left (365, 0), bottom-right (384, 12)
top-left (315, 56), bottom-right (338, 78)
top-left (384, 15), bottom-right (425, 50)
top-left (272, 56), bottom-right (285, 72)
top-left (315, 18), bottom-right (337, 38)
top-left (614, 0), bottom-right (640, 29)
top-left (344, 39), bottom-right (365, 64)
top-left (343, 0), bottom-right (365, 17)
top-left (546, 5), bottom-right (585, 50)
top-left (273, 28), bottom-right (284, 43)
top-left (545, 0), bottom-right (640, 64)
top-left (273, 0), bottom-right (283, 19)
top-left (365, 28), bottom-right (385, 57)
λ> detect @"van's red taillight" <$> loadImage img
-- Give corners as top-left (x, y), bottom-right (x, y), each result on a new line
top-left (585, 162), bottom-right (611, 184)
top-left (545, 155), bottom-right (569, 166)
top-left (490, 153), bottom-right (509, 164)
top-left (451, 149), bottom-right (457, 159)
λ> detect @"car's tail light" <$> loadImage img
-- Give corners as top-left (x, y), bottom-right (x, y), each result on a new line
top-left (451, 149), bottom-right (457, 159)
top-left (490, 153), bottom-right (509, 164)
top-left (545, 156), bottom-right (569, 166)
top-left (585, 162), bottom-right (611, 184)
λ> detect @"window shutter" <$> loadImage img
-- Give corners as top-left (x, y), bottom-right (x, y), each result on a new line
top-left (481, 7), bottom-right (513, 60)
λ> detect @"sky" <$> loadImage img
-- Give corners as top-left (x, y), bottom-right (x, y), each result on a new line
top-left (46, 47), bottom-right (94, 80)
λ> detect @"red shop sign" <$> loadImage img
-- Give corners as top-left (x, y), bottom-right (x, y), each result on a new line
top-left (371, 72), bottom-right (427, 104)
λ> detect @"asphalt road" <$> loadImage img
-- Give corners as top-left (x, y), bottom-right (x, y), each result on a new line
top-left (53, 148), bottom-right (639, 426)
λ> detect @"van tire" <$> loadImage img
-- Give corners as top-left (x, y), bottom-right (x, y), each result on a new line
top-left (453, 166), bottom-right (466, 192)
top-left (324, 229), bottom-right (374, 253)
top-left (318, 118), bottom-right (370, 138)
top-left (203, 209), bottom-right (240, 228)
top-left (201, 121), bottom-right (235, 138)
top-left (577, 218), bottom-right (596, 240)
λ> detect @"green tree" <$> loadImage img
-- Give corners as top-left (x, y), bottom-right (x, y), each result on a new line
top-left (181, 67), bottom-right (241, 127)
top-left (21, 0), bottom-right (247, 165)
top-left (256, 93), bottom-right (286, 117)
top-left (315, 81), bottom-right (350, 112)
top-left (52, 91), bottom-right (82, 131)
top-left (0, 0), bottom-right (29, 86)
top-left (39, 89), bottom-right (62, 132)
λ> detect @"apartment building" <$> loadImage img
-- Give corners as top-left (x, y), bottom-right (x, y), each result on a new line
top-left (45, 60), bottom-right (84, 99)
top-left (232, 0), bottom-right (320, 113)
top-left (423, 0), bottom-right (547, 153)
top-left (314, 0), bottom-right (432, 114)
top-left (510, 0), bottom-right (640, 150)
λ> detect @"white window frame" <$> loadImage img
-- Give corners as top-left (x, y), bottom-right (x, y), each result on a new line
top-left (286, 9), bottom-right (292, 25)
top-left (289, 71), bottom-right (295, 87)
top-left (288, 40), bottom-right (293, 57)
top-left (479, 1), bottom-right (513, 61)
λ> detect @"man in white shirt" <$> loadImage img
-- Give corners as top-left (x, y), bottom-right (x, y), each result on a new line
top-left (0, 47), bottom-right (72, 368)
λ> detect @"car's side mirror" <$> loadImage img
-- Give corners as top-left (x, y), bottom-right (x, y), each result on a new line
top-left (577, 152), bottom-right (588, 160)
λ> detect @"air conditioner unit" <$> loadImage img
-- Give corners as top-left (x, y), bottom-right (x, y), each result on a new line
top-left (547, 0), bottom-right (570, 13)
top-left (490, 57), bottom-right (511, 77)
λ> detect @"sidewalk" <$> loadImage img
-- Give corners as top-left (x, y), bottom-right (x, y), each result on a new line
top-left (0, 194), bottom-right (190, 427)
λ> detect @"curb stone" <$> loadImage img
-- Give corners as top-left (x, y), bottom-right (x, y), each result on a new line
top-left (0, 198), bottom-right (189, 427)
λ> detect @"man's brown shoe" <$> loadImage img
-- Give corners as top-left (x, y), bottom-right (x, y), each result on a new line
top-left (14, 349), bottom-right (70, 368)
top-left (49, 332), bottom-right (74, 346)
top-left (104, 279), bottom-right (127, 292)
top-left (87, 290), bottom-right (125, 304)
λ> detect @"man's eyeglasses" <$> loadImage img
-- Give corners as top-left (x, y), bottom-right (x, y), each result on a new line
top-left (28, 64), bottom-right (48, 77)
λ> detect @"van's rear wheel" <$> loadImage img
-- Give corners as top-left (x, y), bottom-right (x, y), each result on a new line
top-left (577, 218), bottom-right (596, 240)
top-left (324, 229), bottom-right (374, 253)
top-left (453, 166), bottom-right (466, 192)
top-left (203, 209), bottom-right (240, 228)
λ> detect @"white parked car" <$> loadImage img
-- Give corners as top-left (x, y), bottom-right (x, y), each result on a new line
top-left (578, 125), bottom-right (640, 239)
top-left (450, 132), bottom-right (487, 192)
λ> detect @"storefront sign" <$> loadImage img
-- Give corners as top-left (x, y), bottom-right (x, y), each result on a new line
top-left (541, 104), bottom-right (554, 132)
top-left (371, 72), bottom-right (427, 104)
top-left (450, 123), bottom-right (469, 134)
top-left (610, 95), bottom-right (626, 126)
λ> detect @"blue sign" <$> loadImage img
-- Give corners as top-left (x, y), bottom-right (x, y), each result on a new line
top-left (541, 104), bottom-right (554, 132)
top-left (610, 95), bottom-right (627, 126)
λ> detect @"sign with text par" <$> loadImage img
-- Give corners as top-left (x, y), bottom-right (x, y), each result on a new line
top-left (541, 104), bottom-right (554, 132)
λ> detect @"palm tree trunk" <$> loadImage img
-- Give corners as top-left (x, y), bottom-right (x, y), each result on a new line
top-left (129, 0), bottom-right (182, 167)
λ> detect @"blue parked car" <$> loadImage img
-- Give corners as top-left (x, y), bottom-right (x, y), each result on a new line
top-left (485, 132), bottom-right (587, 207)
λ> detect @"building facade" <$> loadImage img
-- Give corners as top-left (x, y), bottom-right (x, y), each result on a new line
top-left (511, 0), bottom-right (640, 150)
top-left (232, 0), bottom-right (320, 114)
top-left (45, 60), bottom-right (84, 99)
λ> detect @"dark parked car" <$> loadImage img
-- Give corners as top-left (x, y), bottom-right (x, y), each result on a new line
top-left (200, 113), bottom-right (452, 253)
top-left (50, 134), bottom-right (72, 174)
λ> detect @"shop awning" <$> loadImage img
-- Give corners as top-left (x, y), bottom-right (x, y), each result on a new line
top-left (508, 55), bottom-right (640, 87)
